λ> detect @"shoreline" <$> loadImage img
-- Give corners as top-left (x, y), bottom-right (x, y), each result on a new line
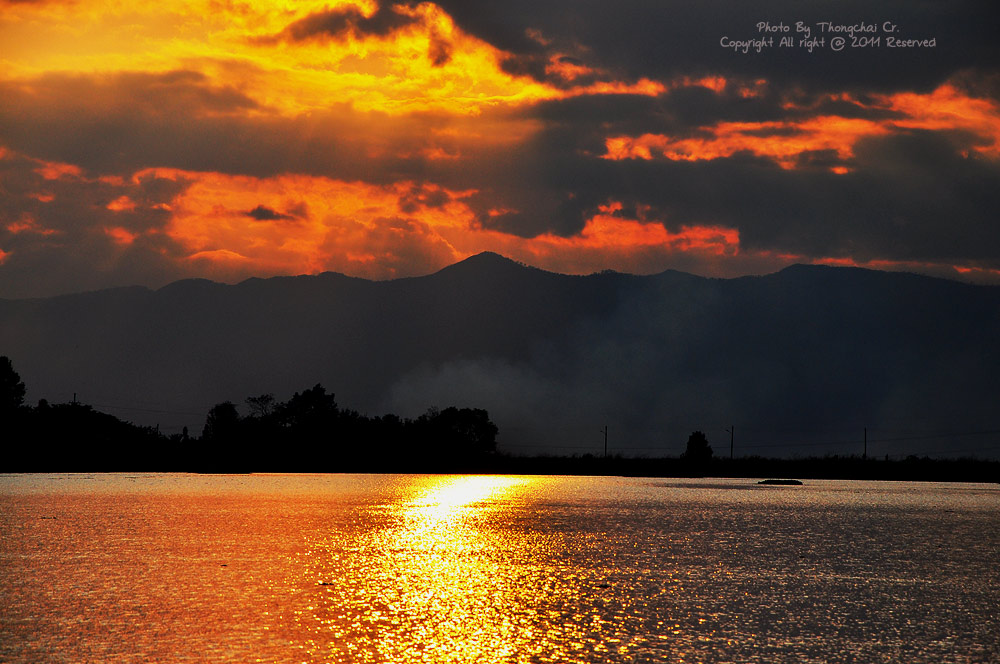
top-left (4, 455), bottom-right (998, 483)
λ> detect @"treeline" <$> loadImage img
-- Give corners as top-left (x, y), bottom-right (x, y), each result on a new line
top-left (3, 355), bottom-right (998, 480)
top-left (5, 399), bottom-right (166, 470)
top-left (196, 384), bottom-right (498, 472)
top-left (2, 356), bottom-right (497, 472)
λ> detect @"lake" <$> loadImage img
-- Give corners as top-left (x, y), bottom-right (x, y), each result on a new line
top-left (1, 474), bottom-right (998, 663)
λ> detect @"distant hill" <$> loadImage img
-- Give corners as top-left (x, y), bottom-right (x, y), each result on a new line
top-left (2, 252), bottom-right (999, 458)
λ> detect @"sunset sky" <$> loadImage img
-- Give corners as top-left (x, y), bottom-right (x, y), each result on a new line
top-left (2, 0), bottom-right (999, 298)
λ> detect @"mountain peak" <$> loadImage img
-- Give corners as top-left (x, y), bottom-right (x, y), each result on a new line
top-left (434, 252), bottom-right (534, 277)
top-left (457, 251), bottom-right (521, 267)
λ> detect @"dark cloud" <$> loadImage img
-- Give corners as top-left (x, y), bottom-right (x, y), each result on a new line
top-left (950, 68), bottom-right (1000, 102)
top-left (790, 97), bottom-right (906, 122)
top-left (0, 72), bottom-right (464, 181)
top-left (268, 4), bottom-right (420, 43)
top-left (246, 204), bottom-right (296, 221)
top-left (398, 184), bottom-right (451, 214)
top-left (601, 131), bottom-right (1000, 265)
top-left (427, 34), bottom-right (453, 67)
top-left (0, 70), bottom-right (269, 177)
top-left (526, 81), bottom-right (894, 149)
top-left (437, 0), bottom-right (1000, 95)
top-left (76, 70), bottom-right (260, 116)
top-left (258, 4), bottom-right (456, 66)
top-left (0, 151), bottom-right (193, 298)
top-left (499, 52), bottom-right (599, 90)
top-left (457, 93), bottom-right (1000, 269)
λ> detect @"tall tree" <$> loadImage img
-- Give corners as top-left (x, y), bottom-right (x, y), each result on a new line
top-left (278, 384), bottom-right (337, 431)
top-left (246, 393), bottom-right (276, 419)
top-left (0, 356), bottom-right (27, 414)
top-left (682, 431), bottom-right (713, 462)
top-left (202, 401), bottom-right (241, 443)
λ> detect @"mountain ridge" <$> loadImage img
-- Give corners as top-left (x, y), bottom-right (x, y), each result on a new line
top-left (2, 253), bottom-right (998, 458)
top-left (4, 252), bottom-right (993, 304)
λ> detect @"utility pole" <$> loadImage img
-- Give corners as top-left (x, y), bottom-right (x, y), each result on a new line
top-left (864, 426), bottom-right (868, 460)
top-left (726, 425), bottom-right (734, 459)
top-left (602, 425), bottom-right (608, 458)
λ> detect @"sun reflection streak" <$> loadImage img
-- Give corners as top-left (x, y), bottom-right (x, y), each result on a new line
top-left (298, 475), bottom-right (533, 663)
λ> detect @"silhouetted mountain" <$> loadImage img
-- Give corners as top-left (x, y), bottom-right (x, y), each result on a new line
top-left (2, 254), bottom-right (998, 458)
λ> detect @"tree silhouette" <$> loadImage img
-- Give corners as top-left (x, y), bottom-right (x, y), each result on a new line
top-left (414, 406), bottom-right (498, 459)
top-left (246, 393), bottom-right (276, 419)
top-left (202, 401), bottom-right (240, 443)
top-left (1, 355), bottom-right (26, 414)
top-left (274, 383), bottom-right (338, 452)
top-left (682, 430), bottom-right (713, 462)
top-left (278, 384), bottom-right (337, 429)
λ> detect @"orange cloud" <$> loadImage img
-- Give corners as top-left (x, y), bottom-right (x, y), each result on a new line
top-left (688, 76), bottom-right (727, 93)
top-left (34, 161), bottom-right (83, 181)
top-left (76, 167), bottom-right (747, 282)
top-left (545, 55), bottom-right (595, 83)
top-left (604, 117), bottom-right (890, 169)
top-left (104, 226), bottom-right (139, 245)
top-left (6, 214), bottom-right (60, 236)
top-left (533, 207), bottom-right (739, 256)
top-left (447, 203), bottom-right (743, 277)
top-left (603, 82), bottom-right (1000, 169)
top-left (879, 84), bottom-right (1000, 158)
top-left (146, 168), bottom-right (474, 278)
top-left (106, 195), bottom-right (138, 212)
top-left (954, 265), bottom-right (1000, 281)
top-left (568, 77), bottom-right (666, 98)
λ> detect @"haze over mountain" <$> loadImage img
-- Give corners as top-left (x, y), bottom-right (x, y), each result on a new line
top-left (2, 252), bottom-right (998, 458)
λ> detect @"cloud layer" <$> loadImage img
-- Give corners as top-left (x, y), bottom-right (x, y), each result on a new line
top-left (2, 0), bottom-right (999, 297)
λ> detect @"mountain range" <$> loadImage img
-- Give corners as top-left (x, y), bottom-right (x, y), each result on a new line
top-left (3, 252), bottom-right (998, 458)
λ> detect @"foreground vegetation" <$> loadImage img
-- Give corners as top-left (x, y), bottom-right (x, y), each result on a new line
top-left (3, 356), bottom-right (499, 472)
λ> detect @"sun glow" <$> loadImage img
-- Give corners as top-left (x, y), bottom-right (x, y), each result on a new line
top-left (0, 0), bottom-right (614, 118)
top-left (405, 475), bottom-right (527, 528)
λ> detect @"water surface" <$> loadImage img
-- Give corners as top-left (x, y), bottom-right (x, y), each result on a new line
top-left (2, 474), bottom-right (998, 662)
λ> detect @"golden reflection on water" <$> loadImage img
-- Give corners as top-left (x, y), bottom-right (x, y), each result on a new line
top-left (299, 475), bottom-right (532, 663)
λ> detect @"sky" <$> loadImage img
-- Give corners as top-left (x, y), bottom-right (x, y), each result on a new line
top-left (2, 0), bottom-right (999, 298)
